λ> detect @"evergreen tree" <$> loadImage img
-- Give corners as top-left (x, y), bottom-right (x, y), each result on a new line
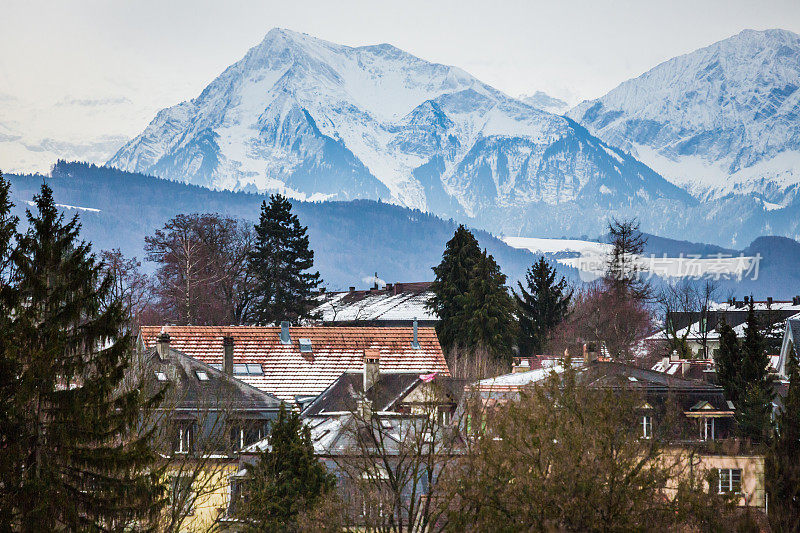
top-left (459, 250), bottom-right (518, 367)
top-left (1, 184), bottom-right (164, 530)
top-left (427, 225), bottom-right (482, 352)
top-left (248, 195), bottom-right (321, 325)
top-left (604, 217), bottom-right (651, 301)
top-left (715, 319), bottom-right (741, 402)
top-left (735, 300), bottom-right (774, 442)
top-left (514, 257), bottom-right (572, 356)
top-left (239, 405), bottom-right (335, 532)
top-left (0, 172), bottom-right (20, 531)
top-left (766, 344), bottom-right (800, 531)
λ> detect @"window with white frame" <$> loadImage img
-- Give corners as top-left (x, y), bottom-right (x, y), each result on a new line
top-left (718, 468), bottom-right (742, 494)
top-left (703, 417), bottom-right (715, 440)
top-left (642, 415), bottom-right (652, 439)
top-left (175, 422), bottom-right (193, 454)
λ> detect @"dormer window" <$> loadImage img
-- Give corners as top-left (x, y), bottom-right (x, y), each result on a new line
top-left (196, 371), bottom-right (209, 381)
top-left (299, 338), bottom-right (313, 353)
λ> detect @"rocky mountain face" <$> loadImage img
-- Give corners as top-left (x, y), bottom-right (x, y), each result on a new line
top-left (519, 91), bottom-right (570, 114)
top-left (108, 28), bottom-right (690, 220)
top-left (569, 29), bottom-right (800, 206)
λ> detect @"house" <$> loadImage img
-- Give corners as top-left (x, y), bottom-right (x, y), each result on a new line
top-left (466, 360), bottom-right (764, 508)
top-left (138, 322), bottom-right (450, 405)
top-left (648, 297), bottom-right (800, 358)
top-left (775, 314), bottom-right (800, 379)
top-left (313, 282), bottom-right (436, 327)
top-left (140, 333), bottom-right (282, 532)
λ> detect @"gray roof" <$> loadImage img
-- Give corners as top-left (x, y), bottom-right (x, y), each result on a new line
top-left (142, 346), bottom-right (282, 413)
top-left (302, 372), bottom-right (468, 417)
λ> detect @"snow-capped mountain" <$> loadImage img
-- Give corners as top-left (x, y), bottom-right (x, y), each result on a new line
top-left (569, 29), bottom-right (800, 205)
top-left (518, 91), bottom-right (570, 114)
top-left (109, 28), bottom-right (689, 217)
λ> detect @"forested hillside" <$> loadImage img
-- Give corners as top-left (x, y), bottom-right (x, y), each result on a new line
top-left (6, 162), bottom-right (558, 289)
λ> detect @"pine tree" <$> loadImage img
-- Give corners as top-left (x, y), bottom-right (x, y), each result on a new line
top-left (605, 217), bottom-right (651, 301)
top-left (0, 172), bottom-right (20, 531)
top-left (735, 300), bottom-right (774, 442)
top-left (460, 250), bottom-right (517, 367)
top-left (2, 184), bottom-right (164, 530)
top-left (715, 319), bottom-right (741, 402)
top-left (239, 405), bottom-right (335, 532)
top-left (248, 195), bottom-right (322, 325)
top-left (514, 257), bottom-right (572, 356)
top-left (427, 225), bottom-right (482, 352)
top-left (766, 344), bottom-right (800, 531)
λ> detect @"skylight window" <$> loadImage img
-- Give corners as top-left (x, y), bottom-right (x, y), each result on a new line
top-left (155, 371), bottom-right (168, 382)
top-left (246, 364), bottom-right (263, 375)
top-left (232, 363), bottom-right (264, 375)
top-left (196, 371), bottom-right (209, 381)
top-left (233, 363), bottom-right (248, 374)
top-left (299, 338), bottom-right (313, 353)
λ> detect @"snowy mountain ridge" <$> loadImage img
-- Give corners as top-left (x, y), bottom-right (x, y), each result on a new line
top-left (569, 29), bottom-right (800, 205)
top-left (108, 28), bottom-right (689, 218)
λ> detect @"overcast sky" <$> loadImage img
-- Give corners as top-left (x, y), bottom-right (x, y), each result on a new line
top-left (1, 0), bottom-right (799, 172)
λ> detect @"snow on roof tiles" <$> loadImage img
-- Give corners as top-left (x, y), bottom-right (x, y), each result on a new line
top-left (140, 325), bottom-right (449, 402)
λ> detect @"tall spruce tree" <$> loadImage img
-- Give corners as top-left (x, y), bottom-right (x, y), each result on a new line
top-left (735, 300), bottom-right (774, 442)
top-left (239, 405), bottom-right (335, 532)
top-left (514, 257), bottom-right (572, 356)
top-left (459, 250), bottom-right (517, 367)
top-left (427, 225), bottom-right (482, 352)
top-left (715, 319), bottom-right (741, 402)
top-left (248, 195), bottom-right (321, 325)
top-left (0, 172), bottom-right (20, 531)
top-left (2, 184), bottom-right (164, 530)
top-left (766, 344), bottom-right (800, 531)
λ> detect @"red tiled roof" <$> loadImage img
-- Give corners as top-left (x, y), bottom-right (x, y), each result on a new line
top-left (140, 326), bottom-right (449, 402)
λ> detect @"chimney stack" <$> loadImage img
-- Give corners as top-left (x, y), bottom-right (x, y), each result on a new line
top-left (157, 331), bottom-right (170, 359)
top-left (364, 349), bottom-right (380, 392)
top-left (223, 336), bottom-right (234, 375)
top-left (681, 360), bottom-right (690, 377)
top-left (411, 318), bottom-right (420, 349)
top-left (280, 321), bottom-right (291, 345)
top-left (349, 286), bottom-right (356, 293)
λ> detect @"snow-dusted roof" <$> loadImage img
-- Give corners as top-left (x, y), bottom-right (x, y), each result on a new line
top-left (314, 283), bottom-right (436, 324)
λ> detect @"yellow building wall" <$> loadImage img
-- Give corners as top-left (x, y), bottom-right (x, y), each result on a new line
top-left (164, 460), bottom-right (239, 533)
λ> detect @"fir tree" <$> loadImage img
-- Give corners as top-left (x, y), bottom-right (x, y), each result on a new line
top-left (715, 319), bottom-right (741, 402)
top-left (2, 184), bottom-right (164, 530)
top-left (239, 405), bottom-right (335, 532)
top-left (514, 257), bottom-right (572, 356)
top-left (460, 250), bottom-right (517, 367)
top-left (735, 300), bottom-right (774, 442)
top-left (766, 344), bottom-right (800, 531)
top-left (427, 225), bottom-right (482, 352)
top-left (248, 195), bottom-right (321, 325)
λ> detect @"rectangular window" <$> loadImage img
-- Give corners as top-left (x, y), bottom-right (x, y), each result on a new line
top-left (170, 475), bottom-right (194, 515)
top-left (176, 422), bottom-right (193, 454)
top-left (703, 417), bottom-right (715, 440)
top-left (642, 415), bottom-right (652, 439)
top-left (718, 468), bottom-right (742, 494)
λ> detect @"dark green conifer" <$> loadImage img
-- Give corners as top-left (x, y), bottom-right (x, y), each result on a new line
top-left (427, 225), bottom-right (482, 352)
top-left (766, 344), bottom-right (800, 531)
top-left (2, 184), bottom-right (164, 530)
top-left (248, 195), bottom-right (321, 325)
top-left (459, 250), bottom-right (518, 366)
top-left (735, 300), bottom-right (774, 441)
top-left (239, 405), bottom-right (335, 532)
top-left (514, 257), bottom-right (572, 356)
top-left (715, 319), bottom-right (740, 402)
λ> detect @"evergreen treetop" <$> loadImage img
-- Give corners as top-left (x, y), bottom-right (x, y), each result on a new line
top-left (427, 224), bottom-right (482, 351)
top-left (239, 405), bottom-right (335, 532)
top-left (514, 256), bottom-right (572, 356)
top-left (248, 195), bottom-right (321, 325)
top-left (3, 183), bottom-right (164, 530)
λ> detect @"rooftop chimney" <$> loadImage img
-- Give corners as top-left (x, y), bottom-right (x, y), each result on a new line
top-left (280, 321), bottom-right (291, 345)
top-left (157, 331), bottom-right (170, 359)
top-left (349, 286), bottom-right (356, 293)
top-left (681, 360), bottom-right (691, 377)
top-left (364, 349), bottom-right (380, 392)
top-left (767, 296), bottom-right (773, 306)
top-left (411, 318), bottom-right (420, 349)
top-left (223, 336), bottom-right (234, 375)
top-left (670, 350), bottom-right (679, 362)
